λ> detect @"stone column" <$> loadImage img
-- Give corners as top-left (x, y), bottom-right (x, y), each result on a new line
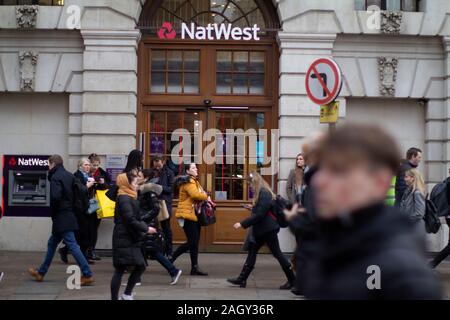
top-left (74, 30), bottom-right (140, 170)
top-left (276, 33), bottom-right (337, 252)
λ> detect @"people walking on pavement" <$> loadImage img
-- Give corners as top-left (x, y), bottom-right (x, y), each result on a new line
top-left (299, 124), bottom-right (441, 299)
top-left (283, 132), bottom-right (325, 296)
top-left (147, 155), bottom-right (175, 259)
top-left (110, 172), bottom-right (157, 300)
top-left (139, 182), bottom-right (182, 285)
top-left (399, 169), bottom-right (427, 235)
top-left (28, 155), bottom-right (94, 286)
top-left (87, 153), bottom-right (112, 262)
top-left (286, 153), bottom-right (305, 205)
top-left (395, 147), bottom-right (422, 205)
top-left (228, 171), bottom-right (295, 290)
top-left (171, 163), bottom-right (209, 276)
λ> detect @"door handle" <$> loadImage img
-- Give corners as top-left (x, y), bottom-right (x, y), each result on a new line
top-left (139, 132), bottom-right (145, 157)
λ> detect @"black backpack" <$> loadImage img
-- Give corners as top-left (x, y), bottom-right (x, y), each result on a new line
top-left (72, 178), bottom-right (89, 215)
top-left (271, 195), bottom-right (289, 228)
top-left (424, 196), bottom-right (441, 234)
top-left (430, 178), bottom-right (450, 217)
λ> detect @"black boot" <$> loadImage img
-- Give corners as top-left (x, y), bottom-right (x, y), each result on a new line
top-left (227, 264), bottom-right (253, 288)
top-left (58, 246), bottom-right (68, 264)
top-left (191, 265), bottom-right (208, 276)
top-left (279, 265), bottom-right (296, 290)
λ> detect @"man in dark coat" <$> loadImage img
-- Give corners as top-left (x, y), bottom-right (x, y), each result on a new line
top-left (395, 147), bottom-right (422, 205)
top-left (148, 155), bottom-right (175, 258)
top-left (28, 155), bottom-right (94, 285)
top-left (303, 124), bottom-right (441, 300)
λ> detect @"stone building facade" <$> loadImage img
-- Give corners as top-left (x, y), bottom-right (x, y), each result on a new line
top-left (0, 0), bottom-right (450, 252)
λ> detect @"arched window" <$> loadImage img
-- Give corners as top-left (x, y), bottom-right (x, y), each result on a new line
top-left (138, 0), bottom-right (280, 35)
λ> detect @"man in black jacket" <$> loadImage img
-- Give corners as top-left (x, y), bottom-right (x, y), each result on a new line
top-left (304, 124), bottom-right (441, 299)
top-left (28, 155), bottom-right (94, 286)
top-left (148, 155), bottom-right (175, 258)
top-left (395, 147), bottom-right (422, 205)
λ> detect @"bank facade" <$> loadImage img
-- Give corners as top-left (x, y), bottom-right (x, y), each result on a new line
top-left (0, 0), bottom-right (450, 253)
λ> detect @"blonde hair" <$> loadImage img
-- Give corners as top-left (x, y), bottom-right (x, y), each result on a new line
top-left (78, 158), bottom-right (91, 170)
top-left (249, 171), bottom-right (275, 204)
top-left (405, 169), bottom-right (426, 197)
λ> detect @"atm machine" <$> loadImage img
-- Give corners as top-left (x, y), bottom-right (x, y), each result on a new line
top-left (1, 155), bottom-right (51, 217)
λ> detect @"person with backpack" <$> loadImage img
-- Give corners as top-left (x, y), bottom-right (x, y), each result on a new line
top-left (429, 169), bottom-right (450, 268)
top-left (227, 171), bottom-right (295, 290)
top-left (147, 155), bottom-right (175, 260)
top-left (28, 155), bottom-right (94, 286)
top-left (399, 169), bottom-right (427, 235)
top-left (139, 183), bottom-right (182, 285)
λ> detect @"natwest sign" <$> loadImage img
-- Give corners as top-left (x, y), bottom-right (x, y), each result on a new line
top-left (17, 157), bottom-right (49, 167)
top-left (158, 22), bottom-right (261, 41)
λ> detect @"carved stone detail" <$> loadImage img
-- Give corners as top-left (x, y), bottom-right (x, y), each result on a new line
top-left (381, 11), bottom-right (402, 34)
top-left (16, 5), bottom-right (38, 29)
top-left (19, 51), bottom-right (38, 92)
top-left (378, 57), bottom-right (398, 97)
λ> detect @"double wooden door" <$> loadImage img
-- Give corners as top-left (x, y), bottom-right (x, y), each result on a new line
top-left (137, 38), bottom-right (279, 251)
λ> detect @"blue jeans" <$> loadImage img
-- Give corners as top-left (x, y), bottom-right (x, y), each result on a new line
top-left (151, 251), bottom-right (178, 277)
top-left (38, 231), bottom-right (93, 277)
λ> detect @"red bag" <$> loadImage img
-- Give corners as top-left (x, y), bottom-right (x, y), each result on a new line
top-left (195, 200), bottom-right (217, 226)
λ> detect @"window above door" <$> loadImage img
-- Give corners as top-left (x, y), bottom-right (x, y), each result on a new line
top-left (355, 0), bottom-right (419, 11)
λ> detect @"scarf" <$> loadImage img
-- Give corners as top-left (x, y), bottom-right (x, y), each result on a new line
top-left (116, 173), bottom-right (137, 199)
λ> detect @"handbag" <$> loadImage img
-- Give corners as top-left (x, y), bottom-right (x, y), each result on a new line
top-left (96, 189), bottom-right (116, 219)
top-left (195, 200), bottom-right (217, 226)
top-left (158, 200), bottom-right (170, 221)
top-left (87, 198), bottom-right (100, 215)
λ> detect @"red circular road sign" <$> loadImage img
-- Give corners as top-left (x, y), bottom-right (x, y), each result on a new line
top-left (305, 58), bottom-right (343, 105)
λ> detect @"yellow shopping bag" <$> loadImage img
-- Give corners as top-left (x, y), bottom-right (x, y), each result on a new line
top-left (96, 189), bottom-right (116, 219)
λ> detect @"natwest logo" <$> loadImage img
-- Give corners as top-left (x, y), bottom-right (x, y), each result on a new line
top-left (17, 157), bottom-right (49, 167)
top-left (8, 157), bottom-right (17, 167)
top-left (158, 22), bottom-right (177, 39)
top-left (158, 22), bottom-right (261, 41)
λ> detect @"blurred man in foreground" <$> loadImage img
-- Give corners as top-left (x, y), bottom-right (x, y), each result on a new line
top-left (304, 124), bottom-right (441, 299)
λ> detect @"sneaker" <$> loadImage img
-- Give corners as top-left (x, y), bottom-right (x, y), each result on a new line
top-left (119, 293), bottom-right (134, 300)
top-left (27, 268), bottom-right (44, 282)
top-left (122, 282), bottom-right (142, 287)
top-left (170, 269), bottom-right (182, 285)
top-left (80, 276), bottom-right (95, 286)
top-left (0, 272), bottom-right (4, 283)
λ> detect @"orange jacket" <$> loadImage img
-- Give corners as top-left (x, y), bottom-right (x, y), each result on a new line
top-left (175, 177), bottom-right (208, 222)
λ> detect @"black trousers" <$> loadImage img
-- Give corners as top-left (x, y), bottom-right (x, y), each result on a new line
top-left (160, 217), bottom-right (173, 256)
top-left (431, 218), bottom-right (450, 268)
top-left (172, 219), bottom-right (201, 268)
top-left (110, 265), bottom-right (145, 300)
top-left (245, 231), bottom-right (291, 271)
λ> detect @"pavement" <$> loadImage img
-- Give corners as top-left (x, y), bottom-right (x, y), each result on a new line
top-left (1, 251), bottom-right (450, 300)
top-left (0, 251), bottom-right (300, 300)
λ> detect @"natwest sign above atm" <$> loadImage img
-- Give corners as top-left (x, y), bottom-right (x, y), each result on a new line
top-left (158, 22), bottom-right (261, 41)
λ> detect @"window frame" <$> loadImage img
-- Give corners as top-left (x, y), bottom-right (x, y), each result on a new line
top-left (356, 0), bottom-right (419, 12)
top-left (0, 0), bottom-right (63, 5)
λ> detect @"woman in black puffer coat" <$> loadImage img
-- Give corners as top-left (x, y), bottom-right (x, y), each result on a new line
top-left (227, 171), bottom-right (295, 290)
top-left (110, 172), bottom-right (157, 301)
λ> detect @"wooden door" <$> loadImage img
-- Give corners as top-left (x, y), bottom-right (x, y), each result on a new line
top-left (137, 40), bottom-right (279, 252)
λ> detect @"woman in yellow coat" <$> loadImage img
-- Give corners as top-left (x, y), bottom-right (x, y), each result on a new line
top-left (171, 163), bottom-right (209, 276)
